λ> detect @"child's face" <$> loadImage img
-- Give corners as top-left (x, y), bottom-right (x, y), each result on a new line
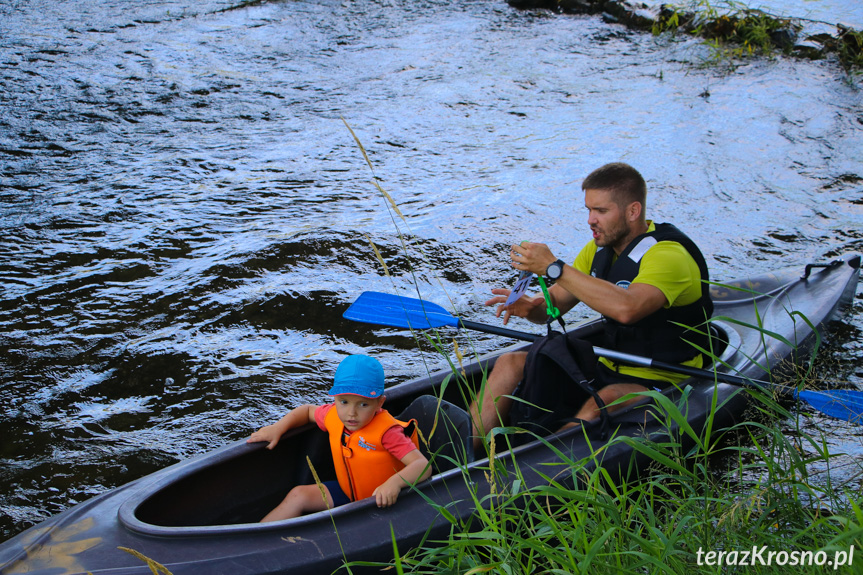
top-left (333, 394), bottom-right (384, 432)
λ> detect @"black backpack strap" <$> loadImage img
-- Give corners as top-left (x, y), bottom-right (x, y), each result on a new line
top-left (546, 313), bottom-right (565, 337)
top-left (562, 334), bottom-right (610, 439)
top-left (513, 331), bottom-right (610, 440)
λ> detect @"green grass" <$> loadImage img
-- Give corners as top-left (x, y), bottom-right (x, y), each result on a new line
top-left (118, 341), bottom-right (863, 574)
top-left (367, 382), bottom-right (863, 574)
top-left (838, 26), bottom-right (863, 70)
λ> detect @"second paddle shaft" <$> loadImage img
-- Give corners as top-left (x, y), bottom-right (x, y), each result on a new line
top-left (460, 319), bottom-right (772, 391)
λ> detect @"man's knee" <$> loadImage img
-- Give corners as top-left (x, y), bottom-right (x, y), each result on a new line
top-left (487, 351), bottom-right (528, 391)
top-left (497, 351), bottom-right (527, 370)
top-left (594, 384), bottom-right (650, 413)
top-left (597, 386), bottom-right (624, 405)
top-left (471, 351), bottom-right (528, 441)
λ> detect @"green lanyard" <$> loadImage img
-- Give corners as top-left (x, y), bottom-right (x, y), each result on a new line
top-left (516, 240), bottom-right (564, 332)
top-left (536, 276), bottom-right (565, 334)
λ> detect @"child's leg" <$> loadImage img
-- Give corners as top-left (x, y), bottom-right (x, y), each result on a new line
top-left (260, 484), bottom-right (334, 523)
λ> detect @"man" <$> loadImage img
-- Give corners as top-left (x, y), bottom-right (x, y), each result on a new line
top-left (470, 162), bottom-right (713, 448)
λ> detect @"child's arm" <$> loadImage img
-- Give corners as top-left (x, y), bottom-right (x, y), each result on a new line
top-left (247, 404), bottom-right (318, 450)
top-left (372, 449), bottom-right (432, 508)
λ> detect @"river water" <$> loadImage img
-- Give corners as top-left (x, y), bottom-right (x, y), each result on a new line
top-left (1, 0), bottom-right (862, 541)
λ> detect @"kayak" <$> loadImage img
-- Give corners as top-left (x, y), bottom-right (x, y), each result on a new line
top-left (0, 253), bottom-right (859, 575)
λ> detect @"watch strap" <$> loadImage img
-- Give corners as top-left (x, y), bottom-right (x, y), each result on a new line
top-left (546, 259), bottom-right (565, 279)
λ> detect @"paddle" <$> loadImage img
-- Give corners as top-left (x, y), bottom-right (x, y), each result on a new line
top-left (344, 291), bottom-right (863, 424)
top-left (343, 291), bottom-right (541, 342)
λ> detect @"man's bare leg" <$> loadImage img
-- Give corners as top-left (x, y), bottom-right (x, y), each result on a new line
top-left (469, 351), bottom-right (527, 451)
top-left (572, 383), bottom-right (650, 422)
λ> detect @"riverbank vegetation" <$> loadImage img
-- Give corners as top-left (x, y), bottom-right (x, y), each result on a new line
top-left (119, 357), bottom-right (863, 573)
top-left (653, 1), bottom-right (863, 71)
top-left (362, 345), bottom-right (863, 573)
top-left (652, 1), bottom-right (801, 62)
top-left (508, 0), bottom-right (863, 72)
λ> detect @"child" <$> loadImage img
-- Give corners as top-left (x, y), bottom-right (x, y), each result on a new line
top-left (247, 354), bottom-right (431, 522)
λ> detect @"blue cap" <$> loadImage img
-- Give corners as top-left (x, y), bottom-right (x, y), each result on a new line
top-left (328, 355), bottom-right (385, 398)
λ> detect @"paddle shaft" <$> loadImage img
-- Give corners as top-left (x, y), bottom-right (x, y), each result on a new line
top-left (459, 319), bottom-right (539, 342)
top-left (466, 313), bottom-right (863, 423)
top-left (460, 318), bottom-right (781, 394)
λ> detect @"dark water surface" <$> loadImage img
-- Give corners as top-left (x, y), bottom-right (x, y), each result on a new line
top-left (1, 0), bottom-right (862, 540)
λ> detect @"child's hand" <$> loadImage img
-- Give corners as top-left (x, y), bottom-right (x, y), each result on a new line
top-left (247, 424), bottom-right (282, 450)
top-left (246, 405), bottom-right (315, 450)
top-left (372, 482), bottom-right (401, 508)
top-left (371, 450), bottom-right (430, 508)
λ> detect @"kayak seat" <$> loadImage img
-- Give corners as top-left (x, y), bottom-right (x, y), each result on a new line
top-left (397, 395), bottom-right (474, 474)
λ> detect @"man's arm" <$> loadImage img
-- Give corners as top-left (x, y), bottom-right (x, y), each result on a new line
top-left (553, 267), bottom-right (666, 324)
top-left (511, 242), bottom-right (667, 325)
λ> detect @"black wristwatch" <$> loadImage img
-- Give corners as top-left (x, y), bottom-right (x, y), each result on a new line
top-left (545, 259), bottom-right (566, 280)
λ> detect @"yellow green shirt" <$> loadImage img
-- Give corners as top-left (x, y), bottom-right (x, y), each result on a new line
top-left (573, 221), bottom-right (705, 384)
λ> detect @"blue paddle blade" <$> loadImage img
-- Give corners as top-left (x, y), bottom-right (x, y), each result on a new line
top-left (343, 291), bottom-right (460, 330)
top-left (796, 389), bottom-right (863, 424)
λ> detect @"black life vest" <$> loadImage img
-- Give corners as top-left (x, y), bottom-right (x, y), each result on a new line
top-left (589, 223), bottom-right (713, 364)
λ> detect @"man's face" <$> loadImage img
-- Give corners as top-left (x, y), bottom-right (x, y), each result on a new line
top-left (584, 188), bottom-right (632, 252)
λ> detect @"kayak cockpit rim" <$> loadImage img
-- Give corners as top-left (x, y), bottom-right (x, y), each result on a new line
top-left (118, 321), bottom-right (741, 537)
top-left (117, 437), bottom-right (481, 537)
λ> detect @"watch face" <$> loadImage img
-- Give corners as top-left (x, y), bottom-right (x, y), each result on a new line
top-left (547, 261), bottom-right (563, 279)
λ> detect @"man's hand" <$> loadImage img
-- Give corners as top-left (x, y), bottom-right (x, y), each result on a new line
top-left (510, 242), bottom-right (556, 276)
top-left (484, 289), bottom-right (542, 325)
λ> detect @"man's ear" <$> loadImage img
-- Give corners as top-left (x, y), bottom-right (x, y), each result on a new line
top-left (627, 201), bottom-right (643, 222)
top-left (377, 395), bottom-right (386, 408)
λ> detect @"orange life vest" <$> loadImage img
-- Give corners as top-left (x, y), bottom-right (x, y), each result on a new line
top-left (324, 406), bottom-right (419, 502)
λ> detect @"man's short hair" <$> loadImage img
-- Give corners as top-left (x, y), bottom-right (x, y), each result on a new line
top-left (582, 162), bottom-right (647, 210)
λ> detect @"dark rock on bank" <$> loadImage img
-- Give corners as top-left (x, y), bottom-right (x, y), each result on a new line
top-left (506, 0), bottom-right (863, 70)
